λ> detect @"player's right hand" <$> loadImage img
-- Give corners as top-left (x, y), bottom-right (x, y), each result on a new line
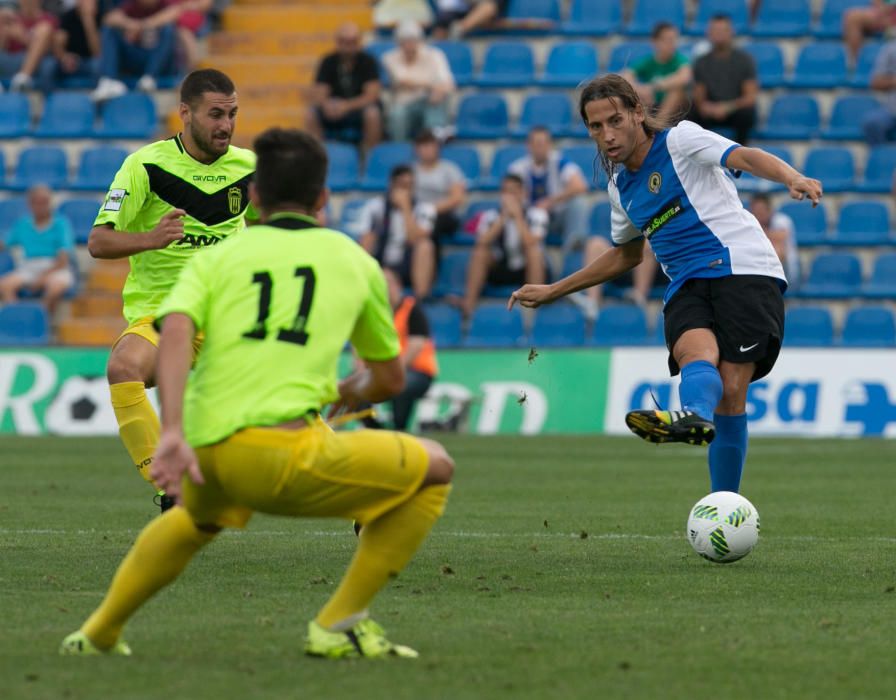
top-left (788, 176), bottom-right (823, 207)
top-left (150, 209), bottom-right (186, 249)
top-left (508, 284), bottom-right (556, 310)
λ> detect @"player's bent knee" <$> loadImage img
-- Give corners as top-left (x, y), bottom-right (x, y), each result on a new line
top-left (419, 438), bottom-right (454, 485)
top-left (107, 355), bottom-right (144, 384)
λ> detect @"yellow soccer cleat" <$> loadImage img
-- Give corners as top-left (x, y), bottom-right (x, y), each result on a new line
top-left (625, 409), bottom-right (715, 446)
top-left (304, 619), bottom-right (418, 660)
top-left (59, 631), bottom-right (132, 657)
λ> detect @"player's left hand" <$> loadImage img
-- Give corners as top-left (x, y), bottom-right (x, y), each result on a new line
top-left (151, 429), bottom-right (203, 504)
top-left (787, 176), bottom-right (823, 207)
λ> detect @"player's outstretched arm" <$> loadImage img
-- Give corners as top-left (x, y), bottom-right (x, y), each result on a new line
top-left (87, 209), bottom-right (187, 259)
top-left (726, 147), bottom-right (823, 207)
top-left (508, 238), bottom-right (644, 310)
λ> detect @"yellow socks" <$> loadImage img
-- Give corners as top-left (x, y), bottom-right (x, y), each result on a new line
top-left (110, 381), bottom-right (160, 488)
top-left (81, 508), bottom-right (216, 649)
top-left (316, 484), bottom-right (451, 630)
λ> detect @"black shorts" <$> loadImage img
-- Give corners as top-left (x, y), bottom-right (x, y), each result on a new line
top-left (663, 275), bottom-right (785, 381)
top-left (488, 260), bottom-right (526, 286)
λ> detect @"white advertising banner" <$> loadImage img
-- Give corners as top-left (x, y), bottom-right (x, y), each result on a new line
top-left (605, 348), bottom-right (896, 437)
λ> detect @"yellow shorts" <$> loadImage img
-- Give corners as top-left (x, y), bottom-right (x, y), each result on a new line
top-left (181, 420), bottom-right (430, 529)
top-left (114, 316), bottom-right (204, 358)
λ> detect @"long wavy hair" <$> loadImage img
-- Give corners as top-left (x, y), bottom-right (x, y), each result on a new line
top-left (578, 74), bottom-right (677, 181)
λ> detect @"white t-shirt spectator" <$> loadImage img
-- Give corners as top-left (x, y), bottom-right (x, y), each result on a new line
top-left (508, 153), bottom-right (585, 206)
top-left (477, 207), bottom-right (548, 270)
top-left (770, 211), bottom-right (799, 286)
top-left (413, 160), bottom-right (466, 206)
top-left (360, 197), bottom-right (437, 266)
top-left (382, 45), bottom-right (455, 105)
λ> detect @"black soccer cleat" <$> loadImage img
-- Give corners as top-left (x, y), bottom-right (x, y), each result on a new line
top-left (625, 409), bottom-right (716, 446)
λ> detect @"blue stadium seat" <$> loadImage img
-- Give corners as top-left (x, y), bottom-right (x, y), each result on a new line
top-left (562, 146), bottom-right (603, 190)
top-left (0, 302), bottom-right (50, 346)
top-left (798, 253), bottom-right (862, 298)
top-left (465, 305), bottom-right (526, 347)
top-left (0, 150), bottom-right (5, 189)
top-left (9, 146), bottom-right (68, 191)
top-left (456, 94), bottom-right (509, 140)
top-left (561, 0), bottom-right (621, 35)
top-left (0, 249), bottom-right (13, 275)
top-left (476, 42), bottom-right (535, 87)
top-left (480, 145), bottom-right (527, 190)
top-left (784, 306), bottom-right (834, 347)
top-left (652, 309), bottom-right (666, 346)
top-left (432, 41), bottom-right (473, 87)
top-left (591, 305), bottom-right (648, 345)
top-left (606, 41), bottom-right (652, 72)
top-left (863, 254), bottom-right (896, 299)
top-left (97, 93), bottom-right (157, 139)
top-left (560, 251), bottom-right (583, 279)
top-left (736, 145), bottom-right (791, 193)
top-left (755, 95), bottom-right (819, 140)
top-left (434, 251), bottom-right (471, 297)
top-left (531, 305), bottom-right (586, 347)
top-left (788, 43), bottom-right (847, 89)
top-left (0, 93), bottom-right (30, 138)
top-left (778, 201), bottom-right (828, 246)
top-left (832, 201), bottom-right (891, 246)
top-left (589, 201), bottom-right (612, 239)
top-left (338, 198), bottom-right (368, 239)
top-left (752, 0), bottom-right (811, 37)
top-left (506, 0), bottom-right (561, 23)
top-left (858, 146), bottom-right (896, 193)
top-left (441, 144), bottom-right (481, 183)
top-left (71, 146), bottom-right (128, 192)
top-left (627, 0), bottom-right (685, 35)
top-left (850, 41), bottom-right (882, 87)
top-left (539, 42), bottom-right (599, 87)
top-left (815, 0), bottom-right (867, 38)
top-left (423, 303), bottom-right (463, 347)
top-left (511, 93), bottom-right (572, 138)
top-left (365, 42), bottom-right (392, 86)
top-left (841, 306), bottom-right (896, 347)
top-left (0, 197), bottom-right (25, 235)
top-left (34, 92), bottom-right (94, 138)
top-left (360, 142), bottom-right (413, 191)
top-left (803, 147), bottom-right (855, 193)
top-left (688, 0), bottom-right (749, 35)
top-left (821, 95), bottom-right (881, 140)
top-left (57, 198), bottom-right (101, 245)
top-left (325, 142), bottom-right (360, 192)
top-left (742, 43), bottom-right (785, 89)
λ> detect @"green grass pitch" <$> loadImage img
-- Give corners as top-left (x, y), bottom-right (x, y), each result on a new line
top-left (2, 435), bottom-right (895, 700)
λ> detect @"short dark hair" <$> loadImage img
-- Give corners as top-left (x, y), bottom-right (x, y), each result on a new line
top-left (710, 13), bottom-right (732, 23)
top-left (528, 125), bottom-right (551, 138)
top-left (390, 164), bottom-right (413, 181)
top-left (252, 128), bottom-right (328, 210)
top-left (651, 21), bottom-right (675, 39)
top-left (180, 69), bottom-right (236, 107)
top-left (414, 129), bottom-right (438, 144)
top-left (751, 193), bottom-right (771, 206)
top-left (502, 173), bottom-right (525, 188)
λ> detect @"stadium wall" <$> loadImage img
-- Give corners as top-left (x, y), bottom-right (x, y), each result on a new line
top-left (1, 349), bottom-right (894, 437)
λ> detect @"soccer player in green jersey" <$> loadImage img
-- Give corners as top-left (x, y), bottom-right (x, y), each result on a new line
top-left (87, 69), bottom-right (256, 511)
top-left (60, 128), bottom-right (454, 660)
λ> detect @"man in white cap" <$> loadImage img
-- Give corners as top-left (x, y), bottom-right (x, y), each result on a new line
top-left (382, 20), bottom-right (455, 141)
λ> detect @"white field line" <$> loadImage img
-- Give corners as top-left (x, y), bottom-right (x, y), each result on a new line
top-left (1, 528), bottom-right (895, 544)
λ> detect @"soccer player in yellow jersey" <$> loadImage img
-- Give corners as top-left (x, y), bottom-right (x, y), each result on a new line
top-left (88, 69), bottom-right (256, 511)
top-left (60, 128), bottom-right (454, 660)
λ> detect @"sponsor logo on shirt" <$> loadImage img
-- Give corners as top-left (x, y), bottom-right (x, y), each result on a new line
top-left (648, 172), bottom-right (662, 194)
top-left (193, 175), bottom-right (227, 182)
top-left (642, 198), bottom-right (682, 238)
top-left (175, 233), bottom-right (223, 248)
top-left (103, 188), bottom-right (128, 212)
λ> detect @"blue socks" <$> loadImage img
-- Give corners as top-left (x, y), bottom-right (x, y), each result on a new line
top-left (708, 413), bottom-right (748, 493)
top-left (678, 360), bottom-right (722, 421)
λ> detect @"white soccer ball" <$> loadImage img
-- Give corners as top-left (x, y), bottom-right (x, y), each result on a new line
top-left (686, 491), bottom-right (760, 563)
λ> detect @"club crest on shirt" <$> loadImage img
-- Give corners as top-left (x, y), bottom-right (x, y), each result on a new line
top-left (648, 172), bottom-right (662, 194)
top-left (228, 186), bottom-right (243, 215)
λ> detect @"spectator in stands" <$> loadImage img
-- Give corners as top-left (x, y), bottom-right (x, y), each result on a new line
top-left (461, 173), bottom-right (546, 317)
top-left (691, 13), bottom-right (757, 145)
top-left (431, 0), bottom-right (505, 39)
top-left (363, 267), bottom-right (438, 431)
top-left (843, 0), bottom-right (896, 63)
top-left (170, 0), bottom-right (213, 72)
top-left (508, 126), bottom-right (589, 254)
top-left (360, 165), bottom-right (437, 299)
top-left (622, 22), bottom-right (691, 121)
top-left (382, 19), bottom-right (455, 141)
top-left (50, 0), bottom-right (104, 88)
top-left (0, 184), bottom-right (75, 314)
top-left (0, 0), bottom-right (56, 92)
top-left (412, 129), bottom-right (467, 242)
top-left (863, 38), bottom-right (896, 144)
top-left (749, 194), bottom-right (799, 287)
top-left (90, 0), bottom-right (177, 102)
top-left (306, 22), bottom-right (382, 153)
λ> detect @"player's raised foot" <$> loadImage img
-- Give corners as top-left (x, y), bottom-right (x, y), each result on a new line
top-left (305, 619), bottom-right (418, 659)
top-left (59, 631), bottom-right (132, 657)
top-left (625, 409), bottom-right (715, 446)
top-left (153, 490), bottom-right (176, 512)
